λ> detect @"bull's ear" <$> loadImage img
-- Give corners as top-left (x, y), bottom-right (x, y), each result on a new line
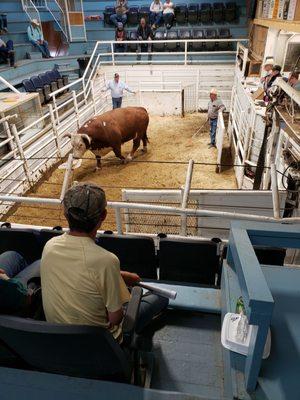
top-left (81, 134), bottom-right (91, 149)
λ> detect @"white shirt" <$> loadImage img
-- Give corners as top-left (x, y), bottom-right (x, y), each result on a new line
top-left (106, 80), bottom-right (134, 98)
top-left (0, 39), bottom-right (6, 48)
top-left (150, 1), bottom-right (163, 13)
top-left (163, 1), bottom-right (174, 14)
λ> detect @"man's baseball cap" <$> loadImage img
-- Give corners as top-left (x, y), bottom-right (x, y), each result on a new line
top-left (63, 183), bottom-right (107, 224)
top-left (272, 64), bottom-right (281, 72)
top-left (117, 22), bottom-right (123, 29)
top-left (210, 88), bottom-right (218, 95)
top-left (114, 72), bottom-right (119, 78)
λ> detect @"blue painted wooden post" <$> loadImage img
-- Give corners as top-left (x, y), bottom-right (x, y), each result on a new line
top-left (227, 221), bottom-right (300, 392)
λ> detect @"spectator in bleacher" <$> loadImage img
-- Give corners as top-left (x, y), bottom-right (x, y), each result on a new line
top-left (115, 22), bottom-right (126, 52)
top-left (288, 71), bottom-right (300, 91)
top-left (207, 88), bottom-right (225, 148)
top-left (264, 64), bottom-right (282, 102)
top-left (27, 19), bottom-right (51, 59)
top-left (162, 0), bottom-right (175, 29)
top-left (110, 0), bottom-right (129, 27)
top-left (260, 58), bottom-right (274, 84)
top-left (40, 183), bottom-right (169, 343)
top-left (137, 18), bottom-right (153, 60)
top-left (0, 251), bottom-right (40, 315)
top-left (150, 0), bottom-right (163, 30)
top-left (0, 36), bottom-right (15, 67)
top-left (103, 72), bottom-right (136, 109)
top-left (0, 14), bottom-right (8, 34)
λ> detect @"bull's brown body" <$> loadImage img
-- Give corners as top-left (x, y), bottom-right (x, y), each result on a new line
top-left (77, 106), bottom-right (149, 168)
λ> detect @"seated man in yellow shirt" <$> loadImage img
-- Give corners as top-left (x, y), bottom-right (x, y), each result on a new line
top-left (41, 183), bottom-right (168, 342)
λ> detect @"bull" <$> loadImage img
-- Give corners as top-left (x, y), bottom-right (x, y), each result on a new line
top-left (64, 106), bottom-right (149, 170)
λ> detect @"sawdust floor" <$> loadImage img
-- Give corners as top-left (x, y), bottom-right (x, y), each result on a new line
top-left (6, 113), bottom-right (237, 229)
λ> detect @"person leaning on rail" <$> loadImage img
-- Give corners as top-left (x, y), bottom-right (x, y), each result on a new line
top-left (102, 72), bottom-right (136, 109)
top-left (40, 183), bottom-right (169, 343)
top-left (207, 88), bottom-right (225, 149)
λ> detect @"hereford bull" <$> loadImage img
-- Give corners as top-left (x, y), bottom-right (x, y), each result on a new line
top-left (64, 106), bottom-right (149, 169)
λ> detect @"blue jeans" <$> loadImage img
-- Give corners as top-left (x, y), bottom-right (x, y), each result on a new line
top-left (150, 11), bottom-right (163, 26)
top-left (0, 251), bottom-right (40, 286)
top-left (209, 118), bottom-right (218, 145)
top-left (0, 14), bottom-right (7, 31)
top-left (127, 293), bottom-right (169, 334)
top-left (30, 39), bottom-right (50, 58)
top-left (110, 13), bottom-right (127, 27)
top-left (112, 97), bottom-right (122, 109)
top-left (0, 40), bottom-right (14, 66)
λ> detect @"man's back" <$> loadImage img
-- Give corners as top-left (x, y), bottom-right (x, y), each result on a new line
top-left (41, 233), bottom-right (130, 341)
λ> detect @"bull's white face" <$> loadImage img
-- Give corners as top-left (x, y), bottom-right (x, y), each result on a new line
top-left (71, 135), bottom-right (87, 159)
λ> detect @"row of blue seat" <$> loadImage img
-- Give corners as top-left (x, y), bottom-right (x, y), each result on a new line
top-left (124, 28), bottom-right (232, 51)
top-left (22, 69), bottom-right (68, 105)
top-left (104, 2), bottom-right (238, 26)
top-left (0, 225), bottom-right (286, 287)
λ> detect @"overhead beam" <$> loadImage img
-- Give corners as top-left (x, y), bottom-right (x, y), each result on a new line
top-left (253, 18), bottom-right (300, 33)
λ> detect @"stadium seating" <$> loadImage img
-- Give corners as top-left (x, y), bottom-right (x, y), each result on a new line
top-left (178, 29), bottom-right (191, 50)
top-left (38, 72), bottom-right (58, 92)
top-left (199, 3), bottom-right (212, 23)
top-left (158, 238), bottom-right (221, 286)
top-left (46, 70), bottom-right (64, 89)
top-left (128, 31), bottom-right (138, 51)
top-left (30, 75), bottom-right (51, 102)
top-left (153, 30), bottom-right (165, 51)
top-left (96, 233), bottom-right (157, 279)
top-left (175, 4), bottom-right (187, 24)
top-left (0, 226), bottom-right (42, 264)
top-left (225, 2), bottom-right (237, 22)
top-left (166, 30), bottom-right (178, 51)
top-left (187, 4), bottom-right (198, 24)
top-left (52, 68), bottom-right (69, 87)
top-left (192, 29), bottom-right (204, 51)
top-left (139, 6), bottom-right (150, 23)
top-left (205, 29), bottom-right (218, 50)
top-left (218, 28), bottom-right (231, 50)
top-left (0, 286), bottom-right (143, 382)
top-left (212, 2), bottom-right (225, 23)
top-left (128, 6), bottom-right (140, 25)
top-left (222, 245), bottom-right (286, 266)
top-left (22, 79), bottom-right (45, 105)
top-left (103, 6), bottom-right (115, 26)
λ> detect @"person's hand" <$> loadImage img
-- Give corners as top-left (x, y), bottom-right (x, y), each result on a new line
top-left (121, 271), bottom-right (141, 286)
top-left (0, 268), bottom-right (9, 281)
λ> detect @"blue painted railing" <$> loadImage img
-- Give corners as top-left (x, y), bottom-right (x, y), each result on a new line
top-left (226, 221), bottom-right (300, 392)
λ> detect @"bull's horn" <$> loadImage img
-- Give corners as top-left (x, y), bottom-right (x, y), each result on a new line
top-left (80, 133), bottom-right (92, 144)
top-left (61, 132), bottom-right (72, 139)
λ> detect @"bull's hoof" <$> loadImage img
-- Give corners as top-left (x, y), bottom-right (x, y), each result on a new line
top-left (94, 166), bottom-right (102, 172)
top-left (126, 155), bottom-right (133, 162)
top-left (141, 147), bottom-right (147, 153)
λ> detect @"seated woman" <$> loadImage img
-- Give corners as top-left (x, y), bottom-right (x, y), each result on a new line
top-left (115, 22), bottom-right (126, 53)
top-left (0, 36), bottom-right (15, 67)
top-left (150, 0), bottom-right (163, 30)
top-left (0, 251), bottom-right (40, 315)
top-left (163, 0), bottom-right (175, 29)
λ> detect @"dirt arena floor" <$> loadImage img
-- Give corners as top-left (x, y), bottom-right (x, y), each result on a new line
top-left (6, 113), bottom-right (237, 229)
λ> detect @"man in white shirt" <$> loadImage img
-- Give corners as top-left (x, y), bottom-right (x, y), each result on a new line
top-left (150, 0), bottom-right (163, 29)
top-left (163, 0), bottom-right (175, 29)
top-left (103, 73), bottom-right (136, 109)
top-left (207, 88), bottom-right (225, 148)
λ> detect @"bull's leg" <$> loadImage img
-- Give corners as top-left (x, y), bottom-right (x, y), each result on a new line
top-left (96, 155), bottom-right (101, 170)
top-left (113, 145), bottom-right (126, 163)
top-left (141, 134), bottom-right (148, 153)
top-left (128, 138), bottom-right (140, 161)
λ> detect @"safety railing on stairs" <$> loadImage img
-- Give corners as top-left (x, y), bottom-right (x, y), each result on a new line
top-left (21, 0), bottom-right (43, 35)
top-left (44, 0), bottom-right (69, 42)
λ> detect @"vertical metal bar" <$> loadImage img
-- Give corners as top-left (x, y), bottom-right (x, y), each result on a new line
top-left (3, 120), bottom-right (15, 153)
top-left (115, 207), bottom-right (123, 234)
top-left (111, 42), bottom-right (115, 66)
top-left (90, 80), bottom-right (97, 114)
top-left (180, 159), bottom-right (194, 236)
top-left (11, 124), bottom-right (33, 187)
top-left (60, 153), bottom-right (74, 201)
top-left (195, 69), bottom-right (199, 111)
top-left (184, 41), bottom-right (187, 65)
top-left (271, 163), bottom-right (280, 219)
top-left (49, 104), bottom-right (62, 158)
top-left (72, 90), bottom-right (80, 128)
top-left (52, 95), bottom-right (59, 123)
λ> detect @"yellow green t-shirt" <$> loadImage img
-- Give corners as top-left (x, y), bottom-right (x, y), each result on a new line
top-left (40, 233), bottom-right (130, 342)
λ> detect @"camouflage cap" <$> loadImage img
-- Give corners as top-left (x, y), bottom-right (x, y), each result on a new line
top-left (63, 183), bottom-right (107, 224)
